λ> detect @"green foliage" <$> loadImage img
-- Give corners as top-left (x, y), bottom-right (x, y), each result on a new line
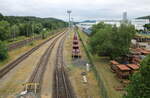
top-left (89, 22), bottom-right (136, 59)
top-left (124, 55), bottom-right (150, 98)
top-left (0, 13), bottom-right (67, 41)
top-left (144, 24), bottom-right (150, 31)
top-left (0, 13), bottom-right (4, 21)
top-left (10, 24), bottom-right (20, 40)
top-left (91, 22), bottom-right (110, 36)
top-left (0, 21), bottom-right (11, 41)
top-left (0, 41), bottom-right (8, 61)
top-left (34, 23), bottom-right (43, 34)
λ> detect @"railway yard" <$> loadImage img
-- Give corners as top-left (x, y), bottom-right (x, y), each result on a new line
top-left (0, 0), bottom-right (149, 97)
top-left (0, 29), bottom-right (100, 98)
top-left (0, 27), bottom-right (149, 98)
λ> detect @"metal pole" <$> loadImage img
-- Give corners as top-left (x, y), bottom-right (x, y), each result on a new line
top-left (67, 10), bottom-right (72, 38)
top-left (71, 17), bottom-right (74, 27)
top-left (69, 13), bottom-right (70, 28)
top-left (67, 10), bottom-right (72, 29)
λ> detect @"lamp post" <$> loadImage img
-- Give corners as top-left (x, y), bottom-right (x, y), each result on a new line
top-left (67, 10), bottom-right (72, 28)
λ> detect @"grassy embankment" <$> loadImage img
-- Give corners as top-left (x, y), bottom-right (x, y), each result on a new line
top-left (78, 30), bottom-right (124, 98)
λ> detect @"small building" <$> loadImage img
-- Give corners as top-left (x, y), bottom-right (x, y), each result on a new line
top-left (116, 64), bottom-right (131, 79)
top-left (126, 64), bottom-right (139, 74)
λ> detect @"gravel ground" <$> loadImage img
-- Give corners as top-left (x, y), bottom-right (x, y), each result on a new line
top-left (72, 59), bottom-right (89, 67)
top-left (0, 37), bottom-right (56, 98)
top-left (40, 34), bottom-right (66, 98)
top-left (64, 29), bottom-right (100, 98)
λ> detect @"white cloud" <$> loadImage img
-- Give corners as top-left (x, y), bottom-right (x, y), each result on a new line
top-left (0, 0), bottom-right (149, 21)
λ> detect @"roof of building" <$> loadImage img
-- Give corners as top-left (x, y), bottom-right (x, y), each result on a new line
top-left (110, 60), bottom-right (119, 65)
top-left (126, 64), bottom-right (140, 70)
top-left (116, 64), bottom-right (131, 71)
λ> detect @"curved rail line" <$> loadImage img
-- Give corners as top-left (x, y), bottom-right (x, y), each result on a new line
top-left (0, 31), bottom-right (64, 79)
top-left (52, 34), bottom-right (75, 98)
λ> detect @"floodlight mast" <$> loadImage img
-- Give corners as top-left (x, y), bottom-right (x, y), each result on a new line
top-left (67, 10), bottom-right (72, 28)
top-left (71, 17), bottom-right (74, 27)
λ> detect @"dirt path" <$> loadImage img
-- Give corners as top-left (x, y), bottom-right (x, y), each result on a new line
top-left (0, 36), bottom-right (57, 98)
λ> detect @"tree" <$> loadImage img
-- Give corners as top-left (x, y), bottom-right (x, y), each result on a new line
top-left (124, 55), bottom-right (150, 98)
top-left (0, 12), bottom-right (67, 41)
top-left (18, 23), bottom-right (27, 36)
top-left (0, 21), bottom-right (11, 41)
top-left (144, 24), bottom-right (150, 31)
top-left (89, 22), bottom-right (136, 59)
top-left (0, 13), bottom-right (4, 21)
top-left (0, 41), bottom-right (8, 61)
top-left (110, 24), bottom-right (135, 59)
top-left (34, 23), bottom-right (43, 34)
top-left (91, 22), bottom-right (109, 36)
top-left (89, 25), bottom-right (113, 55)
top-left (10, 24), bottom-right (20, 40)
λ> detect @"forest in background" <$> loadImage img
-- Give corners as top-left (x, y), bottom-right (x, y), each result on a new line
top-left (0, 13), bottom-right (67, 41)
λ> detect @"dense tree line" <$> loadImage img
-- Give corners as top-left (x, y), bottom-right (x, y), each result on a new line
top-left (0, 13), bottom-right (67, 61)
top-left (89, 22), bottom-right (136, 59)
top-left (0, 13), bottom-right (67, 41)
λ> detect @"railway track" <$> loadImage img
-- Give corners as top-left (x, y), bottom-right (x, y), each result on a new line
top-left (26, 32), bottom-right (65, 91)
top-left (7, 36), bottom-right (42, 51)
top-left (52, 34), bottom-right (75, 98)
top-left (0, 31), bottom-right (64, 79)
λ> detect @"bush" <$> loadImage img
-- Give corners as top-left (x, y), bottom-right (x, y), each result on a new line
top-left (124, 55), bottom-right (150, 98)
top-left (0, 41), bottom-right (8, 61)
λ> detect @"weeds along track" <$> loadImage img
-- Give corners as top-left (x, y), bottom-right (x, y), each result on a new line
top-left (0, 32), bottom-right (64, 79)
top-left (52, 35), bottom-right (75, 98)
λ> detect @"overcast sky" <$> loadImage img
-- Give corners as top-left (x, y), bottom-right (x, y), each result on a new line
top-left (0, 0), bottom-right (150, 21)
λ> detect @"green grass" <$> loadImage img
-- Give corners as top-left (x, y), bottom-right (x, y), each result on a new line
top-left (78, 30), bottom-right (124, 98)
top-left (5, 36), bottom-right (29, 45)
top-left (93, 55), bottom-right (123, 98)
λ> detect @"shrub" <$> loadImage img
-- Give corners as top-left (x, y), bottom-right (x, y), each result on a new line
top-left (0, 41), bottom-right (8, 61)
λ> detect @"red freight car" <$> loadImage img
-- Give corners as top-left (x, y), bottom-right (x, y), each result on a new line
top-left (72, 32), bottom-right (81, 58)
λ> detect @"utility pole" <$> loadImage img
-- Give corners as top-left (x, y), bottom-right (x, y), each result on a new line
top-left (71, 17), bottom-right (74, 27)
top-left (67, 10), bottom-right (72, 28)
top-left (67, 10), bottom-right (72, 39)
